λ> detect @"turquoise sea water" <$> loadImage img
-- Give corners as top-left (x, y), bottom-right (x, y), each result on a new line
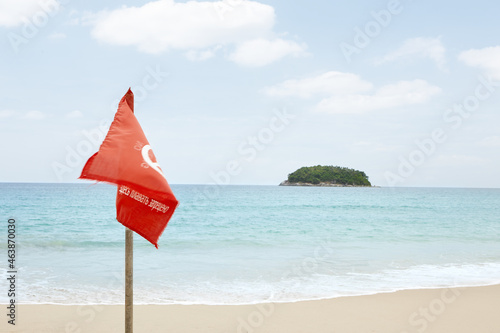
top-left (1, 183), bottom-right (499, 304)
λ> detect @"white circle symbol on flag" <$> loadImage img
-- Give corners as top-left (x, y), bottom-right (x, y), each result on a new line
top-left (141, 145), bottom-right (165, 178)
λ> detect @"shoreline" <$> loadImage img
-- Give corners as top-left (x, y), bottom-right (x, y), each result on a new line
top-left (3, 284), bottom-right (500, 333)
top-left (10, 281), bottom-right (500, 306)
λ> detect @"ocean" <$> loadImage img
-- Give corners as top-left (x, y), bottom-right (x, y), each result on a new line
top-left (1, 183), bottom-right (499, 305)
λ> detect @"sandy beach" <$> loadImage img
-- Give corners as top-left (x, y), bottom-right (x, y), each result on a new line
top-left (2, 284), bottom-right (499, 333)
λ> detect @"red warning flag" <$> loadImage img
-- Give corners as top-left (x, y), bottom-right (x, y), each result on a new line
top-left (80, 88), bottom-right (178, 248)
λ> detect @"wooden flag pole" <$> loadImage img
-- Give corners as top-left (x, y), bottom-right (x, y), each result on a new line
top-left (125, 228), bottom-right (133, 333)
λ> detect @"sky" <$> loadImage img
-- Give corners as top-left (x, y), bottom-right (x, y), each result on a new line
top-left (1, 0), bottom-right (500, 187)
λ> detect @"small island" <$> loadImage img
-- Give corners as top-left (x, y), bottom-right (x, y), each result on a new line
top-left (280, 165), bottom-right (371, 187)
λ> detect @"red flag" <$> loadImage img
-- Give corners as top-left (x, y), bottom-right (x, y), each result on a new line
top-left (80, 89), bottom-right (178, 248)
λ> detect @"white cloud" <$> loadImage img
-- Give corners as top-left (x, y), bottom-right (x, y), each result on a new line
top-left (91, 0), bottom-right (274, 53)
top-left (228, 38), bottom-right (307, 67)
top-left (479, 136), bottom-right (500, 147)
top-left (185, 46), bottom-right (221, 61)
top-left (67, 10), bottom-right (100, 26)
top-left (459, 46), bottom-right (500, 79)
top-left (265, 71), bottom-right (441, 113)
top-left (317, 79), bottom-right (441, 114)
top-left (0, 110), bottom-right (15, 118)
top-left (0, 0), bottom-right (44, 27)
top-left (378, 37), bottom-right (446, 70)
top-left (263, 71), bottom-right (373, 98)
top-left (23, 110), bottom-right (46, 120)
top-left (87, 0), bottom-right (304, 66)
top-left (66, 110), bottom-right (83, 118)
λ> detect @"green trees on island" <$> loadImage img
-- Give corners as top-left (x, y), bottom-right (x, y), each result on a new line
top-left (286, 165), bottom-right (371, 186)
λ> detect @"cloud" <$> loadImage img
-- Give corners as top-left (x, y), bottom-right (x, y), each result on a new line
top-left (0, 110), bottom-right (15, 119)
top-left (228, 38), bottom-right (307, 67)
top-left (459, 46), bottom-right (500, 79)
top-left (263, 71), bottom-right (441, 113)
top-left (479, 136), bottom-right (500, 147)
top-left (66, 110), bottom-right (83, 118)
top-left (264, 71), bottom-right (441, 113)
top-left (185, 46), bottom-right (221, 61)
top-left (91, 0), bottom-right (274, 53)
top-left (377, 37), bottom-right (446, 70)
top-left (263, 71), bottom-right (373, 98)
top-left (317, 79), bottom-right (441, 113)
top-left (87, 0), bottom-right (304, 66)
top-left (23, 110), bottom-right (46, 120)
top-left (0, 0), bottom-right (44, 27)
top-left (67, 10), bottom-right (100, 26)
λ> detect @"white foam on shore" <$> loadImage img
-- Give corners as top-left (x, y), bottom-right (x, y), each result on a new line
top-left (5, 262), bottom-right (500, 305)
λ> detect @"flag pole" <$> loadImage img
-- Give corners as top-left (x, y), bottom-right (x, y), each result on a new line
top-left (125, 227), bottom-right (133, 333)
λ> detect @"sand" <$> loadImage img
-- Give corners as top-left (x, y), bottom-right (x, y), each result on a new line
top-left (2, 284), bottom-right (500, 333)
